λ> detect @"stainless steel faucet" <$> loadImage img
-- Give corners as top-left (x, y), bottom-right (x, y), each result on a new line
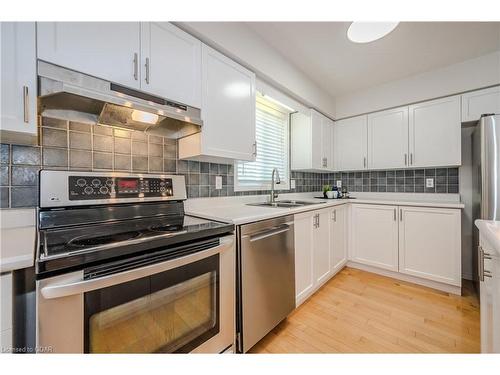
top-left (270, 168), bottom-right (281, 203)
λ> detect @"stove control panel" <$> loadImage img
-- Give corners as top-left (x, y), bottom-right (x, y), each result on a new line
top-left (69, 176), bottom-right (174, 200)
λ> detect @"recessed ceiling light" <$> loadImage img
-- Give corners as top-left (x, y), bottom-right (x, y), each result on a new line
top-left (347, 22), bottom-right (399, 43)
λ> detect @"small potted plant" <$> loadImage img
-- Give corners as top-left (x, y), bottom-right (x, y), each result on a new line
top-left (323, 184), bottom-right (334, 199)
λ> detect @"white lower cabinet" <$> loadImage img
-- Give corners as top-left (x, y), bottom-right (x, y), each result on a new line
top-left (350, 204), bottom-right (399, 272)
top-left (330, 205), bottom-right (348, 273)
top-left (398, 206), bottom-right (461, 286)
top-left (294, 206), bottom-right (347, 306)
top-left (0, 273), bottom-right (12, 353)
top-left (313, 209), bottom-right (331, 286)
top-left (294, 211), bottom-right (315, 306)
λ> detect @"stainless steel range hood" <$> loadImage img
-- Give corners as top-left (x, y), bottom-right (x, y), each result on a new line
top-left (37, 61), bottom-right (202, 138)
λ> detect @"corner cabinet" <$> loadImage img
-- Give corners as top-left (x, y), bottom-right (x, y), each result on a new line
top-left (294, 205), bottom-right (348, 307)
top-left (398, 206), bottom-right (461, 286)
top-left (367, 106), bottom-right (409, 169)
top-left (461, 86), bottom-right (500, 123)
top-left (0, 22), bottom-right (38, 144)
top-left (334, 115), bottom-right (367, 171)
top-left (408, 95), bottom-right (461, 168)
top-left (37, 22), bottom-right (142, 89)
top-left (291, 109), bottom-right (334, 171)
top-left (179, 45), bottom-right (256, 162)
top-left (350, 204), bottom-right (399, 271)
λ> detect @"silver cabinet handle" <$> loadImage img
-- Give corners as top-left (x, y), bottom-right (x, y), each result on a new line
top-left (253, 142), bottom-right (257, 157)
top-left (249, 224), bottom-right (291, 242)
top-left (410, 153), bottom-right (413, 165)
top-left (133, 53), bottom-right (138, 80)
top-left (363, 157), bottom-right (367, 168)
top-left (404, 154), bottom-right (407, 166)
top-left (399, 208), bottom-right (403, 221)
top-left (479, 246), bottom-right (493, 281)
top-left (334, 209), bottom-right (337, 222)
top-left (317, 214), bottom-right (320, 228)
top-left (23, 85), bottom-right (29, 123)
top-left (145, 57), bottom-right (150, 84)
top-left (41, 236), bottom-right (234, 299)
top-left (393, 208), bottom-right (396, 221)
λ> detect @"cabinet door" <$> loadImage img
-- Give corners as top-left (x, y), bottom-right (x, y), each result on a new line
top-left (331, 205), bottom-right (347, 274)
top-left (462, 87), bottom-right (500, 123)
top-left (141, 23), bottom-right (201, 107)
top-left (310, 110), bottom-right (324, 170)
top-left (368, 107), bottom-right (409, 169)
top-left (200, 45), bottom-right (256, 161)
top-left (0, 22), bottom-right (37, 142)
top-left (313, 209), bottom-right (331, 286)
top-left (334, 116), bottom-right (367, 171)
top-left (409, 95), bottom-right (461, 168)
top-left (294, 212), bottom-right (314, 306)
top-left (322, 116), bottom-right (334, 170)
top-left (350, 204), bottom-right (399, 271)
top-left (37, 22), bottom-right (141, 89)
top-left (399, 207), bottom-right (461, 286)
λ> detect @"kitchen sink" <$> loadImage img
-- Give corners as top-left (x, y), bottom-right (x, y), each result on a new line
top-left (247, 200), bottom-right (326, 208)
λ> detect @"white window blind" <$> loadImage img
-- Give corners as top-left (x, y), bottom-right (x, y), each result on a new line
top-left (235, 93), bottom-right (290, 191)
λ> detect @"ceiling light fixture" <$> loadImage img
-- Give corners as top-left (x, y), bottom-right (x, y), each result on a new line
top-left (347, 22), bottom-right (399, 43)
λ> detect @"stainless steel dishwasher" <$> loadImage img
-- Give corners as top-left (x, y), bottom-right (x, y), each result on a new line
top-left (236, 215), bottom-right (295, 353)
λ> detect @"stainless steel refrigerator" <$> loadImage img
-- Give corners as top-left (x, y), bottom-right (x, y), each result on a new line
top-left (472, 114), bottom-right (500, 288)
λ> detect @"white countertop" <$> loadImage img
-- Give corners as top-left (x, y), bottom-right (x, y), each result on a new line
top-left (0, 209), bottom-right (36, 273)
top-left (185, 192), bottom-right (464, 225)
top-left (475, 219), bottom-right (500, 257)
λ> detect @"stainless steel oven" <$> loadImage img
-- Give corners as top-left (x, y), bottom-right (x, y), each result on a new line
top-left (37, 235), bottom-right (235, 353)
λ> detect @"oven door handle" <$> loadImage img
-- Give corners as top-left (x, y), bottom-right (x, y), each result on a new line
top-left (40, 236), bottom-right (234, 299)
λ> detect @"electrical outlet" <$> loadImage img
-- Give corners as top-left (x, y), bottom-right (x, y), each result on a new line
top-left (426, 178), bottom-right (434, 188)
top-left (215, 175), bottom-right (222, 189)
top-left (336, 180), bottom-right (342, 188)
top-left (291, 179), bottom-right (296, 189)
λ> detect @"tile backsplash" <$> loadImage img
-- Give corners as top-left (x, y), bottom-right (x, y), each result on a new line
top-left (0, 116), bottom-right (459, 208)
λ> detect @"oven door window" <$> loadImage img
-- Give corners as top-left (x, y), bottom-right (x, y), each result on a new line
top-left (84, 254), bottom-right (219, 353)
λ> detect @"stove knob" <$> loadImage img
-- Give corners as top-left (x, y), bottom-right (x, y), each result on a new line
top-left (99, 186), bottom-right (109, 195)
top-left (106, 179), bottom-right (114, 187)
top-left (84, 186), bottom-right (94, 195)
top-left (92, 179), bottom-right (101, 187)
top-left (76, 178), bottom-right (86, 187)
top-left (160, 187), bottom-right (166, 192)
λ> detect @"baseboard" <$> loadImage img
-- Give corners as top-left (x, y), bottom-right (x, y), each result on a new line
top-left (346, 261), bottom-right (462, 295)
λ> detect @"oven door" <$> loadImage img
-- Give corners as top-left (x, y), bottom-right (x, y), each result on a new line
top-left (36, 235), bottom-right (235, 353)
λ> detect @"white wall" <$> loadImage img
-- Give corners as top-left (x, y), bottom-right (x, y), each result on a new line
top-left (177, 22), bottom-right (336, 118)
top-left (335, 51), bottom-right (500, 119)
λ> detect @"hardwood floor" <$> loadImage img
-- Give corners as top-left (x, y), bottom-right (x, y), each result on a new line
top-left (249, 267), bottom-right (480, 353)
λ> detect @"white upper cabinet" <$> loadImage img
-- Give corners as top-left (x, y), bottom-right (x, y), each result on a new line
top-left (409, 95), bottom-right (461, 168)
top-left (330, 205), bottom-right (348, 274)
top-left (37, 22), bottom-right (141, 89)
top-left (291, 109), bottom-right (334, 171)
top-left (461, 86), bottom-right (500, 123)
top-left (399, 206), bottom-right (461, 286)
top-left (140, 22), bottom-right (201, 108)
top-left (334, 115), bottom-right (367, 171)
top-left (350, 204), bottom-right (399, 272)
top-left (367, 107), bottom-right (409, 169)
top-left (1, 22), bottom-right (37, 144)
top-left (179, 44), bottom-right (256, 162)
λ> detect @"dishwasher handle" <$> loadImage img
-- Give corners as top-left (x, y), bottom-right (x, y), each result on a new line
top-left (247, 224), bottom-right (292, 242)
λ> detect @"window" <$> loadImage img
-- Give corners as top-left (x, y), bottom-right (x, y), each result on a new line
top-left (234, 93), bottom-right (291, 191)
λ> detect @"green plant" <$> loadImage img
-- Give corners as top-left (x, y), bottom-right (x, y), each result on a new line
top-left (322, 184), bottom-right (332, 193)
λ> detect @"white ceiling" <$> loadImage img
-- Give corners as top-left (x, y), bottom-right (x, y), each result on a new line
top-left (245, 22), bottom-right (500, 97)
